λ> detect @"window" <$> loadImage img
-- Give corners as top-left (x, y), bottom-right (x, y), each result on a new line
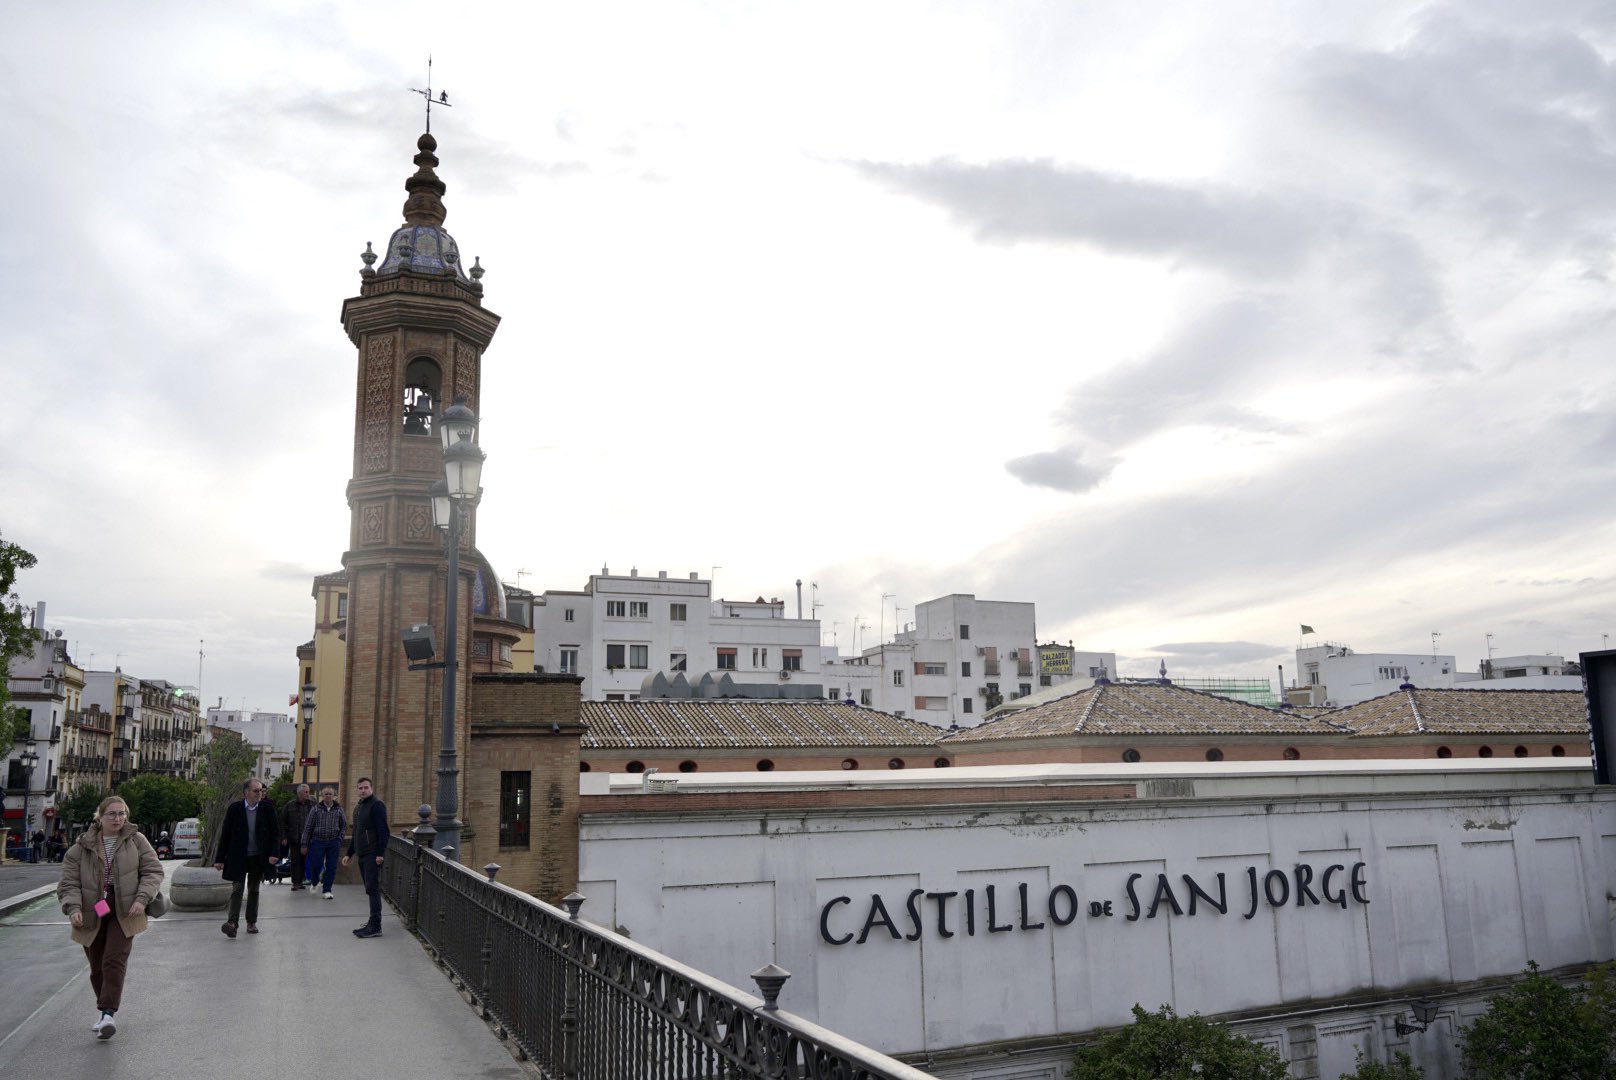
top-left (915, 696), bottom-right (948, 711)
top-left (499, 771), bottom-right (530, 849)
top-left (892, 670), bottom-right (904, 686)
top-left (922, 663), bottom-right (946, 676)
top-left (669, 603), bottom-right (687, 621)
top-left (625, 761), bottom-right (645, 773)
top-left (828, 688), bottom-right (840, 700)
top-left (1377, 665), bottom-right (1408, 681)
top-left (841, 758), bottom-right (859, 770)
top-left (1122, 748), bottom-right (1141, 763)
top-left (564, 608), bottom-right (575, 622)
top-left (606, 644), bottom-right (625, 668)
top-left (860, 689), bottom-right (873, 705)
top-left (606, 694), bottom-right (625, 702)
top-left (1436, 746), bottom-right (1452, 758)
top-left (1019, 683), bottom-right (1032, 697)
top-left (1478, 746), bottom-right (1493, 758)
top-left (1513, 745), bottom-right (1528, 757)
top-left (1205, 748), bottom-right (1223, 762)
top-left (961, 661), bottom-right (971, 677)
top-left (756, 759), bottom-right (775, 772)
top-left (1040, 675), bottom-right (1052, 687)
top-left (962, 699), bottom-right (972, 714)
top-left (629, 601), bottom-right (649, 618)
top-left (1283, 747), bottom-right (1301, 760)
top-left (887, 758), bottom-right (905, 770)
top-left (717, 648), bottom-right (736, 670)
top-left (629, 645), bottom-right (649, 669)
top-left (960, 624), bottom-right (970, 640)
top-left (402, 356), bottom-right (440, 435)
top-left (782, 649), bottom-right (802, 671)
top-left (606, 600), bottom-right (626, 617)
top-left (559, 648), bottom-right (579, 674)
top-left (678, 760), bottom-right (698, 773)
top-left (670, 652), bottom-right (687, 672)
top-left (337, 595), bottom-right (348, 619)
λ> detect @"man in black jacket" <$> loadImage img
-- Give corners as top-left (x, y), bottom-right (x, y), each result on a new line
top-left (278, 785), bottom-right (316, 890)
top-left (340, 777), bottom-right (389, 938)
top-left (214, 779), bottom-right (279, 937)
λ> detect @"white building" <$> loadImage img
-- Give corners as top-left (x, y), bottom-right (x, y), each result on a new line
top-left (3, 605), bottom-right (72, 838)
top-left (1293, 642), bottom-right (1457, 706)
top-left (575, 757), bottom-right (1614, 1079)
top-left (1295, 643), bottom-right (1586, 706)
top-left (531, 568), bottom-right (822, 701)
top-left (829, 595), bottom-right (1114, 727)
top-left (206, 708), bottom-right (296, 782)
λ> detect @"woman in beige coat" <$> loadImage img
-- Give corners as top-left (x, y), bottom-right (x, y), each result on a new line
top-left (56, 795), bottom-right (164, 1039)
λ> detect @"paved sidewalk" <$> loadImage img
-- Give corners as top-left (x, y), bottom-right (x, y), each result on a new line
top-left (0, 863), bottom-right (531, 1079)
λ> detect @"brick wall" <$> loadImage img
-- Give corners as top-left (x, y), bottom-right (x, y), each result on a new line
top-left (465, 673), bottom-right (584, 902)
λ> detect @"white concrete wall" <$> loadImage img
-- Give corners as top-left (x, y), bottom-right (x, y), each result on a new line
top-left (1297, 646), bottom-right (1458, 706)
top-left (576, 766), bottom-right (1616, 1078)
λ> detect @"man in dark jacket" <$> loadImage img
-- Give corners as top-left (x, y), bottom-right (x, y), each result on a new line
top-left (278, 785), bottom-right (316, 890)
top-left (340, 777), bottom-right (389, 938)
top-left (214, 779), bottom-right (279, 937)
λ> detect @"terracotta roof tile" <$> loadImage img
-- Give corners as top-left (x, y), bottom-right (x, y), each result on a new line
top-left (1328, 688), bottom-right (1587, 737)
top-left (579, 700), bottom-right (948, 750)
top-left (943, 682), bottom-right (1351, 742)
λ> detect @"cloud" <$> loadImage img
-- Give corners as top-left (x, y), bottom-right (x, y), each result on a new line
top-left (1004, 448), bottom-right (1115, 493)
top-left (854, 158), bottom-right (1322, 278)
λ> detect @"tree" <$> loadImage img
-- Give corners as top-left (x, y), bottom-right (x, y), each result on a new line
top-left (61, 785), bottom-right (108, 830)
top-left (1070, 1004), bottom-right (1290, 1080)
top-left (1460, 962), bottom-right (1615, 1079)
top-left (195, 730), bottom-right (257, 864)
top-left (264, 770), bottom-right (299, 809)
top-left (1339, 1050), bottom-right (1423, 1079)
top-left (114, 773), bottom-right (201, 835)
top-left (0, 531), bottom-right (39, 748)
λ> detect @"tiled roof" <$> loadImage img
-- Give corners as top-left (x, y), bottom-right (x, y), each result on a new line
top-left (1328, 688), bottom-right (1588, 737)
top-left (579, 700), bottom-right (949, 750)
top-left (943, 682), bottom-right (1351, 743)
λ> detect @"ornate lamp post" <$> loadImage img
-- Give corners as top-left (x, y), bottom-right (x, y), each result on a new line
top-left (18, 747), bottom-right (40, 842)
top-left (299, 683), bottom-right (315, 785)
top-left (426, 396), bottom-right (485, 861)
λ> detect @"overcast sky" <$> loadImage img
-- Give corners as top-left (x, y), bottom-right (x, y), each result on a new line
top-left (3, 1), bottom-right (1614, 713)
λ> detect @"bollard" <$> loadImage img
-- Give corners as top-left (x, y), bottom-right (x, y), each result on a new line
top-left (751, 963), bottom-right (790, 1011)
top-left (483, 862), bottom-right (501, 882)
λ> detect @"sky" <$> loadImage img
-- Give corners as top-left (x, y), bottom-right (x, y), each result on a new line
top-left (3, 1), bottom-right (1614, 714)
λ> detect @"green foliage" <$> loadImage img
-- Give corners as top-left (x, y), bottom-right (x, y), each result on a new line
top-left (1339, 1049), bottom-right (1423, 1080)
top-left (264, 770), bottom-right (299, 808)
top-left (195, 731), bottom-right (257, 864)
top-left (1069, 1004), bottom-right (1289, 1080)
top-left (61, 785), bottom-right (108, 829)
top-left (0, 531), bottom-right (40, 748)
top-left (114, 773), bottom-right (201, 834)
top-left (1460, 962), bottom-right (1616, 1080)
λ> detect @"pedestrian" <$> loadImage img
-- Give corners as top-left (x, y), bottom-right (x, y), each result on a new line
top-left (214, 778), bottom-right (279, 937)
top-left (278, 784), bottom-right (316, 890)
top-left (56, 795), bottom-right (164, 1040)
top-left (31, 828), bottom-right (46, 863)
top-left (340, 777), bottom-right (389, 938)
top-left (301, 786), bottom-right (346, 900)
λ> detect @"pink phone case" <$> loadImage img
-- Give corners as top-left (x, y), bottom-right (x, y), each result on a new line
top-left (93, 899), bottom-right (111, 918)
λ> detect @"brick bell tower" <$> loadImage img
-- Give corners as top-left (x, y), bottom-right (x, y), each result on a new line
top-left (338, 132), bottom-right (500, 821)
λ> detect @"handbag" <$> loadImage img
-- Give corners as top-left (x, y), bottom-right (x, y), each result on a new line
top-left (146, 889), bottom-right (169, 919)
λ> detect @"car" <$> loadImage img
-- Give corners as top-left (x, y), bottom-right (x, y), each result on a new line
top-left (171, 818), bottom-right (202, 860)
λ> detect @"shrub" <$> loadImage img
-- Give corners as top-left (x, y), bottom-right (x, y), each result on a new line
top-left (1460, 962), bottom-right (1614, 1080)
top-left (1340, 1049), bottom-right (1423, 1079)
top-left (1070, 1004), bottom-right (1289, 1080)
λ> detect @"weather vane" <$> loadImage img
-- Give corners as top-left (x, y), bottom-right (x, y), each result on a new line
top-left (408, 55), bottom-right (452, 133)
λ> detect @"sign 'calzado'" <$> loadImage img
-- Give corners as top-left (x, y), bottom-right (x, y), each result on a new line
top-left (821, 861), bottom-right (1370, 944)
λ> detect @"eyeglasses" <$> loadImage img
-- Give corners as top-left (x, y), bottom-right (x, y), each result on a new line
top-left (102, 810), bottom-right (127, 818)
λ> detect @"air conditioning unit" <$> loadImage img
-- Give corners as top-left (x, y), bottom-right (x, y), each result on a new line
top-left (778, 669), bottom-right (791, 680)
top-left (976, 647), bottom-right (986, 656)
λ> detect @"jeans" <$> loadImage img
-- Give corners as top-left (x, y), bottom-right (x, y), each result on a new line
top-left (358, 855), bottom-right (383, 927)
top-left (306, 838), bottom-right (340, 891)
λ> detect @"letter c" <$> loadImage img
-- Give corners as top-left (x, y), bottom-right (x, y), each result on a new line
top-left (820, 896), bottom-right (854, 945)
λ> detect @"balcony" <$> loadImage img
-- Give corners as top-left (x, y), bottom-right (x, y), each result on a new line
top-left (48, 724), bottom-right (61, 744)
top-left (1017, 662), bottom-right (1034, 677)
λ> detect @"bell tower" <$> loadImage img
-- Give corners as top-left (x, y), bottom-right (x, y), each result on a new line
top-left (338, 132), bottom-right (500, 815)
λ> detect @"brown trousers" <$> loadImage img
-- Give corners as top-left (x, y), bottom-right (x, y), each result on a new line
top-left (85, 911), bottom-right (134, 1011)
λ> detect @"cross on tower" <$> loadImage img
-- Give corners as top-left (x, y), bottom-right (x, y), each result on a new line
top-left (408, 56), bottom-right (453, 133)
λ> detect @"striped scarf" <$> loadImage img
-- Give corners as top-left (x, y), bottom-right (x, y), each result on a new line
top-left (100, 833), bottom-right (119, 899)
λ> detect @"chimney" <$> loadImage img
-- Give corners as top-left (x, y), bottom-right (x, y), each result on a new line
top-left (32, 601), bottom-right (46, 630)
top-left (659, 570), bottom-right (668, 579)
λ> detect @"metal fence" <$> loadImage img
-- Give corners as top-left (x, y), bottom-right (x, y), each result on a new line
top-left (381, 830), bottom-right (932, 1080)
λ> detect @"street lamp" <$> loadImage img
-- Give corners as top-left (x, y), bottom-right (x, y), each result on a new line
top-left (18, 748), bottom-right (40, 838)
top-left (299, 683), bottom-right (315, 785)
top-left (426, 396), bottom-right (484, 862)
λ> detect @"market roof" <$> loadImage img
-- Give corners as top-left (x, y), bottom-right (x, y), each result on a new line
top-left (943, 681), bottom-right (1351, 743)
top-left (1327, 688), bottom-right (1588, 737)
top-left (579, 699), bottom-right (949, 750)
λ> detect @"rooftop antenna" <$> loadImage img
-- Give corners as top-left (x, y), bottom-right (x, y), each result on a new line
top-left (880, 593), bottom-right (895, 647)
top-left (408, 56), bottom-right (452, 134)
top-left (515, 568), bottom-right (530, 589)
top-left (198, 639), bottom-right (205, 706)
top-left (810, 582), bottom-right (823, 622)
top-left (831, 621), bottom-right (841, 649)
top-left (1485, 632), bottom-right (1496, 659)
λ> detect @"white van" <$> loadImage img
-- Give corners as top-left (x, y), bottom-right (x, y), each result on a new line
top-left (172, 818), bottom-right (202, 860)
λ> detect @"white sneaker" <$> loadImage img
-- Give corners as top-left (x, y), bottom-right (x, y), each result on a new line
top-left (90, 1013), bottom-right (107, 1034)
top-left (323, 891), bottom-right (334, 900)
top-left (96, 1013), bottom-right (116, 1039)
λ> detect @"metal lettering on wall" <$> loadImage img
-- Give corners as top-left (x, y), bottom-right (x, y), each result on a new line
top-left (819, 862), bottom-right (1370, 945)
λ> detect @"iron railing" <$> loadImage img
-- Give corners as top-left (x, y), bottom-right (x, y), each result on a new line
top-left (382, 826), bottom-right (931, 1080)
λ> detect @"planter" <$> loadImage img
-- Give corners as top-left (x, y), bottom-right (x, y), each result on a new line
top-left (170, 859), bottom-right (231, 911)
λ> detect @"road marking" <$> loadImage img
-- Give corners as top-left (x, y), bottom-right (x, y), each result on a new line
top-left (0, 966), bottom-right (86, 1055)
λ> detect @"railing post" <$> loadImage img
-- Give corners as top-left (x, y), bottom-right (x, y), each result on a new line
top-left (409, 803), bottom-right (436, 935)
top-left (561, 892), bottom-right (586, 1080)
